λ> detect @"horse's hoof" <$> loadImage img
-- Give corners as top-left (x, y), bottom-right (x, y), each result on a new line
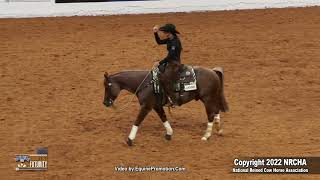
top-left (165, 134), bottom-right (172, 141)
top-left (201, 137), bottom-right (208, 141)
top-left (127, 138), bottom-right (133, 146)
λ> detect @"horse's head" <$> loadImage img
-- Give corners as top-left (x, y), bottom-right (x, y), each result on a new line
top-left (103, 72), bottom-right (120, 108)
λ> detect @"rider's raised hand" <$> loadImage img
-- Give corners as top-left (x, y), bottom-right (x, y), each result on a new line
top-left (153, 25), bottom-right (159, 33)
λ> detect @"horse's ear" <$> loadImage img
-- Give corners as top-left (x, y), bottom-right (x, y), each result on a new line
top-left (104, 72), bottom-right (108, 78)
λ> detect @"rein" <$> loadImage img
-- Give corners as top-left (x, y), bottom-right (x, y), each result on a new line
top-left (109, 70), bottom-right (152, 115)
top-left (108, 63), bottom-right (161, 119)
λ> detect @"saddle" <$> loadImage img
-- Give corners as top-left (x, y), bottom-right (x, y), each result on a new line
top-left (152, 64), bottom-right (197, 94)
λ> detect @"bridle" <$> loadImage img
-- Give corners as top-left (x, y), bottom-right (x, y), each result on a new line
top-left (104, 69), bottom-right (152, 109)
top-left (104, 78), bottom-right (115, 106)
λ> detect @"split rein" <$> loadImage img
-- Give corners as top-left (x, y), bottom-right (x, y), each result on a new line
top-left (108, 63), bottom-right (163, 118)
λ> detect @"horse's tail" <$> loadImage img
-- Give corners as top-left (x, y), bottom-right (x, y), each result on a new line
top-left (213, 67), bottom-right (229, 112)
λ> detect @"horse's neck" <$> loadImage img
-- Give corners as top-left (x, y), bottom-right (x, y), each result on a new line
top-left (112, 71), bottom-right (149, 94)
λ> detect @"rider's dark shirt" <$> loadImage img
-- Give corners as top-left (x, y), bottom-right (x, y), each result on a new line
top-left (154, 32), bottom-right (182, 65)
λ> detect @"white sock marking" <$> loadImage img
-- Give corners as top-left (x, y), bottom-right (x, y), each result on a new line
top-left (214, 114), bottom-right (223, 135)
top-left (202, 122), bottom-right (213, 140)
top-left (128, 125), bottom-right (138, 140)
top-left (163, 121), bottom-right (173, 135)
top-left (214, 114), bottom-right (220, 120)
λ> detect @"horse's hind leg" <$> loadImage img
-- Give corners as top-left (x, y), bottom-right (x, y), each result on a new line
top-left (154, 106), bottom-right (173, 140)
top-left (214, 113), bottom-right (223, 136)
top-left (201, 102), bottom-right (221, 141)
top-left (127, 105), bottom-right (152, 146)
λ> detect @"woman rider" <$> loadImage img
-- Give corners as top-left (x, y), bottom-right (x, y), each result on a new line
top-left (153, 24), bottom-right (182, 106)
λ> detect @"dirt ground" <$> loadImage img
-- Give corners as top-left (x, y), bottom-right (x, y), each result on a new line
top-left (0, 6), bottom-right (320, 180)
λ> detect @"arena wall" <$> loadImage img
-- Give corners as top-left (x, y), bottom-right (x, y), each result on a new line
top-left (0, 0), bottom-right (319, 18)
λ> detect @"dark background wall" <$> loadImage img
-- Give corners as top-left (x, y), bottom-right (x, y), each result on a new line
top-left (56, 0), bottom-right (154, 3)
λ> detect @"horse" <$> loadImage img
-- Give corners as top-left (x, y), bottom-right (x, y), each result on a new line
top-left (103, 66), bottom-right (229, 146)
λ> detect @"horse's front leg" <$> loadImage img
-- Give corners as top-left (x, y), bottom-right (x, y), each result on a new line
top-left (127, 105), bottom-right (152, 146)
top-left (153, 106), bottom-right (173, 140)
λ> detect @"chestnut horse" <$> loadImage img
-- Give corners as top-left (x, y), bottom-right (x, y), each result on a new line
top-left (103, 67), bottom-right (228, 146)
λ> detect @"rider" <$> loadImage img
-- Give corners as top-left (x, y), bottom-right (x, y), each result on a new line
top-left (153, 23), bottom-right (182, 106)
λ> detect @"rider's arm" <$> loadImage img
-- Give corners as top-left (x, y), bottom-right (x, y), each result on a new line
top-left (154, 32), bottom-right (168, 45)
